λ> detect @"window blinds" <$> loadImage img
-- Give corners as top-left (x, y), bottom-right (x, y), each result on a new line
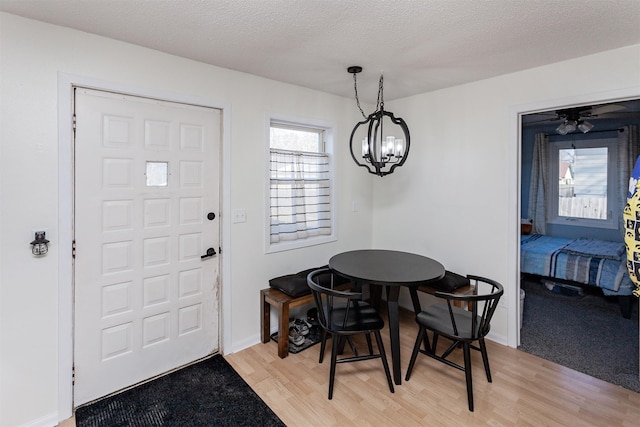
top-left (269, 149), bottom-right (331, 243)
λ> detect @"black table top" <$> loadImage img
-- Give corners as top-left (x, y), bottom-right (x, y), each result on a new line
top-left (329, 249), bottom-right (445, 286)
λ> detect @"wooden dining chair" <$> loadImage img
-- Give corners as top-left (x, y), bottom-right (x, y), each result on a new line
top-left (404, 275), bottom-right (504, 411)
top-left (306, 268), bottom-right (394, 400)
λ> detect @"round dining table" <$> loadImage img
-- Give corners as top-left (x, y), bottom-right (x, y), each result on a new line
top-left (329, 249), bottom-right (445, 385)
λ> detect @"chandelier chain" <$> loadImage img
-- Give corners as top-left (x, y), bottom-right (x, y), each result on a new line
top-left (348, 66), bottom-right (409, 177)
top-left (377, 74), bottom-right (384, 111)
top-left (353, 73), bottom-right (367, 119)
top-left (353, 72), bottom-right (385, 119)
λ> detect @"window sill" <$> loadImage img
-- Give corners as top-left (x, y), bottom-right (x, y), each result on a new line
top-left (265, 234), bottom-right (337, 254)
top-left (548, 217), bottom-right (617, 230)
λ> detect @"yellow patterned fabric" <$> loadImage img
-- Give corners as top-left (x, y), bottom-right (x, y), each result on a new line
top-left (623, 157), bottom-right (640, 298)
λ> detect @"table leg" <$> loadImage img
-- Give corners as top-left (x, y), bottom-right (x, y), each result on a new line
top-left (386, 285), bottom-right (402, 385)
top-left (370, 283), bottom-right (383, 312)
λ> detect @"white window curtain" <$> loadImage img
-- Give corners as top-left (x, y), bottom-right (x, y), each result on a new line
top-left (528, 133), bottom-right (549, 235)
top-left (270, 149), bottom-right (331, 243)
top-left (618, 125), bottom-right (640, 237)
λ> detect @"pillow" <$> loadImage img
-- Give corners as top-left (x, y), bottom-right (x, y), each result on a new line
top-left (269, 265), bottom-right (349, 297)
top-left (428, 270), bottom-right (470, 292)
top-left (295, 266), bottom-right (349, 285)
top-left (269, 274), bottom-right (310, 297)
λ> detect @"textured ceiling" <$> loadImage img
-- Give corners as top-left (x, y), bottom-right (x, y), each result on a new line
top-left (1, 0), bottom-right (640, 102)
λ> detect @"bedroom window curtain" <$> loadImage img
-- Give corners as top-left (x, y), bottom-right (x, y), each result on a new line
top-left (618, 125), bottom-right (640, 237)
top-left (269, 149), bottom-right (331, 243)
top-left (528, 133), bottom-right (549, 235)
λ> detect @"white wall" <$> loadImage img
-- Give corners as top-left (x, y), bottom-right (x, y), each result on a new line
top-left (2, 11), bottom-right (640, 427)
top-left (376, 45), bottom-right (640, 345)
top-left (0, 13), bottom-right (372, 427)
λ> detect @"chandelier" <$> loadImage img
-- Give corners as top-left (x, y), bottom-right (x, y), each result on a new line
top-left (348, 66), bottom-right (410, 177)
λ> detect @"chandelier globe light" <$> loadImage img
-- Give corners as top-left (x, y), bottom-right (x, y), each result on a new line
top-left (348, 66), bottom-right (410, 177)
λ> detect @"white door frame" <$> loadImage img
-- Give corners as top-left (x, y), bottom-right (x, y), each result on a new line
top-left (507, 85), bottom-right (640, 348)
top-left (57, 72), bottom-right (232, 421)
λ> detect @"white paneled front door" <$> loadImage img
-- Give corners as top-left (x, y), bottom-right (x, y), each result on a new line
top-left (73, 88), bottom-right (221, 405)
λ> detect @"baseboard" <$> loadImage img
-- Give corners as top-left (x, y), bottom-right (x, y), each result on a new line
top-left (230, 334), bottom-right (261, 354)
top-left (487, 330), bottom-right (508, 346)
top-left (16, 412), bottom-right (58, 427)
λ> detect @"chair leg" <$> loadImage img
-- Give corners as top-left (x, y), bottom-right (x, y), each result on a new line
top-left (462, 342), bottom-right (474, 412)
top-left (365, 333), bottom-right (374, 355)
top-left (336, 335), bottom-right (358, 357)
top-left (328, 333), bottom-right (339, 400)
top-left (421, 329), bottom-right (432, 353)
top-left (319, 330), bottom-right (327, 364)
top-left (405, 326), bottom-right (426, 381)
top-left (432, 333), bottom-right (439, 354)
top-left (374, 330), bottom-right (394, 394)
top-left (441, 340), bottom-right (460, 360)
top-left (479, 337), bottom-right (492, 383)
top-left (346, 337), bottom-right (359, 357)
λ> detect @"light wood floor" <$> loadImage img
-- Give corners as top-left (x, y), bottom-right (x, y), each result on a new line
top-left (59, 308), bottom-right (639, 427)
top-left (227, 308), bottom-right (640, 427)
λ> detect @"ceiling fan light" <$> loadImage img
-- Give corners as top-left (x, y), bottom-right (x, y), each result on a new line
top-left (578, 120), bottom-right (594, 133)
top-left (556, 123), bottom-right (569, 135)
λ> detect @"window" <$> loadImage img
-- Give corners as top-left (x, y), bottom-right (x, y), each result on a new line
top-left (267, 119), bottom-right (336, 252)
top-left (548, 138), bottom-right (617, 228)
top-left (145, 161), bottom-right (168, 186)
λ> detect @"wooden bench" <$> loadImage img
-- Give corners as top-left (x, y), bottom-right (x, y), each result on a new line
top-left (261, 283), bottom-right (351, 359)
top-left (416, 283), bottom-right (475, 309)
top-left (261, 279), bottom-right (473, 359)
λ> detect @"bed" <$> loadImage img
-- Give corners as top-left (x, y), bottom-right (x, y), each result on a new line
top-left (520, 234), bottom-right (634, 318)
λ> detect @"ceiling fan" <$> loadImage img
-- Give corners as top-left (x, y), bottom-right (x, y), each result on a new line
top-left (524, 103), bottom-right (636, 134)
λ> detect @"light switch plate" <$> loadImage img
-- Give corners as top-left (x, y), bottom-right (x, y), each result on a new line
top-left (232, 209), bottom-right (247, 223)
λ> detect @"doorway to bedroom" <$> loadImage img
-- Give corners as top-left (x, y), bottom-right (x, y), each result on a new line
top-left (518, 96), bottom-right (640, 392)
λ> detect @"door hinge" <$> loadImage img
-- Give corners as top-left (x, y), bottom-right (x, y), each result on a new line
top-left (72, 365), bottom-right (75, 386)
top-left (72, 114), bottom-right (77, 134)
top-left (72, 240), bottom-right (76, 259)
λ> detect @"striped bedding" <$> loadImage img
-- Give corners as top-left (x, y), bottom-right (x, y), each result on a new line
top-left (520, 234), bottom-right (633, 296)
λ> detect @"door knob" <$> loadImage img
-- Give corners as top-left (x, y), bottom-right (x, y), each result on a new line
top-left (201, 247), bottom-right (217, 259)
top-left (207, 212), bottom-right (216, 220)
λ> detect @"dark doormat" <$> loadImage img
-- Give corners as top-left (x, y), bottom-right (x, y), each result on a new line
top-left (75, 355), bottom-right (285, 427)
top-left (270, 325), bottom-right (324, 354)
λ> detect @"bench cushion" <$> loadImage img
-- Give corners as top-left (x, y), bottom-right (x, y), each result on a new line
top-left (269, 266), bottom-right (349, 297)
top-left (428, 270), bottom-right (470, 292)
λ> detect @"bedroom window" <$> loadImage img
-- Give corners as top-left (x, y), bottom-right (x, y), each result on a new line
top-left (266, 118), bottom-right (336, 253)
top-left (548, 138), bottom-right (617, 229)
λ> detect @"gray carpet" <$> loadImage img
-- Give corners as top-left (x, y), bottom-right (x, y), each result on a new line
top-left (518, 279), bottom-right (640, 392)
